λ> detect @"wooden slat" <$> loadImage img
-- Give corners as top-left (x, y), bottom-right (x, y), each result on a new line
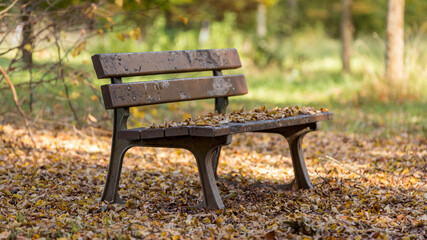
top-left (101, 75), bottom-right (247, 109)
top-left (228, 112), bottom-right (334, 133)
top-left (188, 126), bottom-right (231, 137)
top-left (117, 127), bottom-right (164, 140)
top-left (164, 127), bottom-right (189, 137)
top-left (92, 48), bottom-right (241, 79)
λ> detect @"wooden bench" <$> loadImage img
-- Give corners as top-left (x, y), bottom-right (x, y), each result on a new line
top-left (91, 48), bottom-right (333, 209)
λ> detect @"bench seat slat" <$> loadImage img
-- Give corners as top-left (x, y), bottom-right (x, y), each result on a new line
top-left (164, 127), bottom-right (189, 137)
top-left (117, 112), bottom-right (333, 140)
top-left (92, 48), bottom-right (241, 79)
top-left (101, 75), bottom-right (247, 109)
top-left (188, 126), bottom-right (231, 137)
top-left (117, 127), bottom-right (164, 140)
top-left (228, 112), bottom-right (334, 133)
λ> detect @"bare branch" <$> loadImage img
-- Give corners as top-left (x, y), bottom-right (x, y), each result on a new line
top-left (0, 64), bottom-right (37, 148)
top-left (0, 0), bottom-right (20, 17)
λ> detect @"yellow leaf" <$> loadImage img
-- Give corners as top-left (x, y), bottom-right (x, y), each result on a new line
top-left (35, 200), bottom-right (45, 207)
top-left (130, 27), bottom-right (141, 40)
top-left (69, 91), bottom-right (80, 100)
top-left (215, 217), bottom-right (224, 225)
top-left (172, 236), bottom-right (179, 240)
top-left (150, 108), bottom-right (157, 117)
top-left (24, 43), bottom-right (32, 52)
top-left (183, 112), bottom-right (192, 119)
top-left (71, 41), bottom-right (87, 57)
top-left (179, 16), bottom-right (188, 25)
top-left (90, 95), bottom-right (98, 102)
top-left (87, 113), bottom-right (97, 123)
top-left (115, 0), bottom-right (123, 7)
top-left (116, 33), bottom-right (125, 41)
top-left (410, 177), bottom-right (418, 184)
top-left (106, 16), bottom-right (115, 24)
top-left (14, 174), bottom-right (23, 180)
top-left (13, 194), bottom-right (22, 200)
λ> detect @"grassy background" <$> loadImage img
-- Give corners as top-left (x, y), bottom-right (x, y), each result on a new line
top-left (0, 20), bottom-right (426, 137)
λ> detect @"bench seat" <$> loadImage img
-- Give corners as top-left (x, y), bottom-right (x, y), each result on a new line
top-left (117, 112), bottom-right (334, 140)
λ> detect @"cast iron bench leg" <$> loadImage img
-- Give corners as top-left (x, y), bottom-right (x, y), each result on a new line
top-left (189, 135), bottom-right (232, 209)
top-left (284, 125), bottom-right (316, 189)
top-left (101, 138), bottom-right (130, 204)
top-left (101, 106), bottom-right (130, 204)
top-left (211, 148), bottom-right (221, 180)
top-left (263, 122), bottom-right (319, 189)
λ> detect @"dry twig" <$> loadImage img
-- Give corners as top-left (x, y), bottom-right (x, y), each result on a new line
top-left (0, 65), bottom-right (37, 148)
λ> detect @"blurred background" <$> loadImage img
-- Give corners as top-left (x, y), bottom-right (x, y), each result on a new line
top-left (0, 0), bottom-right (425, 136)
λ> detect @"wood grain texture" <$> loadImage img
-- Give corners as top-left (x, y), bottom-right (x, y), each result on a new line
top-left (92, 48), bottom-right (241, 79)
top-left (101, 75), bottom-right (247, 109)
top-left (117, 127), bottom-right (164, 140)
top-left (228, 112), bottom-right (334, 133)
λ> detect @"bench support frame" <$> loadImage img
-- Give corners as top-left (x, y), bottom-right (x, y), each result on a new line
top-left (102, 124), bottom-right (232, 209)
top-left (101, 83), bottom-right (232, 208)
top-left (101, 95), bottom-right (318, 208)
top-left (261, 122), bottom-right (319, 189)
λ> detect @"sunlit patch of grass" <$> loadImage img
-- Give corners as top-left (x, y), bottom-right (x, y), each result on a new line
top-left (352, 32), bottom-right (427, 102)
top-left (1, 25), bottom-right (426, 137)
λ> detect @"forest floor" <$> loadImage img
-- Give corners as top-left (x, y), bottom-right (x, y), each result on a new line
top-left (0, 123), bottom-right (426, 239)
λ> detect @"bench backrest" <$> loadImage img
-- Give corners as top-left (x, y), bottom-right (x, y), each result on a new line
top-left (92, 48), bottom-right (248, 109)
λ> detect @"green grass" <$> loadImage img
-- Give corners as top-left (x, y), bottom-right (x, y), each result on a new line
top-left (1, 26), bottom-right (426, 137)
top-left (230, 65), bottom-right (426, 136)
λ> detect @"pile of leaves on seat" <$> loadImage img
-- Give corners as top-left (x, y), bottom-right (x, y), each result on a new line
top-left (150, 106), bottom-right (329, 128)
top-left (0, 123), bottom-right (426, 239)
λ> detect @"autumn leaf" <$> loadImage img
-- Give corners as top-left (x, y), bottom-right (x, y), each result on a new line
top-left (0, 115), bottom-right (425, 239)
top-left (71, 41), bottom-right (87, 57)
top-left (179, 16), bottom-right (188, 25)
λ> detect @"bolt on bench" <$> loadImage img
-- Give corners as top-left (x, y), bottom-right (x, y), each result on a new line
top-left (91, 48), bottom-right (333, 209)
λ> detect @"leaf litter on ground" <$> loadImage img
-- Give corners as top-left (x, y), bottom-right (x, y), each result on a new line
top-left (0, 120), bottom-right (426, 239)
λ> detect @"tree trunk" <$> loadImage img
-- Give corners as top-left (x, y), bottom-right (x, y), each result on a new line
top-left (21, 2), bottom-right (33, 69)
top-left (21, 1), bottom-right (34, 112)
top-left (341, 0), bottom-right (352, 74)
top-left (386, 0), bottom-right (405, 81)
top-left (288, 0), bottom-right (298, 31)
top-left (256, 3), bottom-right (267, 38)
top-left (199, 20), bottom-right (210, 45)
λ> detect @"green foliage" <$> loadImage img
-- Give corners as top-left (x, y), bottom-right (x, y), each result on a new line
top-left (1, 0), bottom-right (426, 136)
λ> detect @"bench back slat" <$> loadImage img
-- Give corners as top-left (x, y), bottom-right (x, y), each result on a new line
top-left (101, 74), bottom-right (247, 109)
top-left (92, 48), bottom-right (241, 79)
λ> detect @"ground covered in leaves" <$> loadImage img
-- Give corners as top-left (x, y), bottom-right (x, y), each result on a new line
top-left (0, 124), bottom-right (426, 239)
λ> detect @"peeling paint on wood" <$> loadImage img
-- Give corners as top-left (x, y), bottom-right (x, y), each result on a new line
top-left (208, 77), bottom-right (233, 96)
top-left (101, 75), bottom-right (247, 109)
top-left (92, 48), bottom-right (241, 79)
